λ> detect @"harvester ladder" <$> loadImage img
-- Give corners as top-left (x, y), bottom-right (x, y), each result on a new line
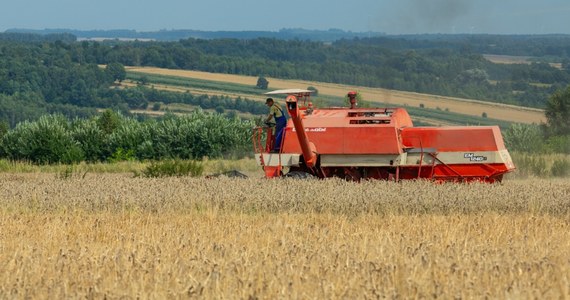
top-left (410, 139), bottom-right (437, 180)
top-left (252, 127), bottom-right (270, 166)
top-left (253, 126), bottom-right (287, 176)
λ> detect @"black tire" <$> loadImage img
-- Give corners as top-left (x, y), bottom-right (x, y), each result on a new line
top-left (283, 171), bottom-right (315, 179)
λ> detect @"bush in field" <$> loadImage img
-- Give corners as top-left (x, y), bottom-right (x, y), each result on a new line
top-left (174, 110), bottom-right (253, 159)
top-left (70, 118), bottom-right (107, 162)
top-left (106, 117), bottom-right (152, 159)
top-left (141, 159), bottom-right (203, 178)
top-left (503, 123), bottom-right (545, 153)
top-left (256, 76), bottom-right (269, 90)
top-left (1, 115), bottom-right (84, 164)
top-left (108, 110), bottom-right (253, 160)
top-left (510, 153), bottom-right (548, 178)
top-left (148, 112), bottom-right (253, 160)
top-left (545, 135), bottom-right (570, 153)
top-left (109, 148), bottom-right (136, 162)
top-left (551, 159), bottom-right (570, 177)
top-left (147, 116), bottom-right (198, 159)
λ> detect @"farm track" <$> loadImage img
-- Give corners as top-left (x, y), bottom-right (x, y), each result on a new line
top-left (126, 66), bottom-right (546, 124)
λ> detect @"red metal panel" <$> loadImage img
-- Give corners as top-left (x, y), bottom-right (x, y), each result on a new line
top-left (281, 108), bottom-right (408, 154)
top-left (282, 127), bottom-right (346, 153)
top-left (342, 127), bottom-right (402, 154)
top-left (309, 127), bottom-right (345, 153)
top-left (397, 163), bottom-right (509, 182)
top-left (401, 126), bottom-right (502, 152)
top-left (391, 108), bottom-right (414, 128)
top-left (281, 127), bottom-right (301, 153)
top-left (282, 124), bottom-right (403, 154)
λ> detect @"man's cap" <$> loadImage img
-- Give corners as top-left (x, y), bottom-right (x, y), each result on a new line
top-left (265, 98), bottom-right (273, 104)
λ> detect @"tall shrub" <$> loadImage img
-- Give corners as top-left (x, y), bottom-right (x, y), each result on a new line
top-left (503, 123), bottom-right (545, 153)
top-left (106, 117), bottom-right (152, 160)
top-left (71, 118), bottom-right (107, 162)
top-left (147, 110), bottom-right (253, 160)
top-left (1, 115), bottom-right (84, 164)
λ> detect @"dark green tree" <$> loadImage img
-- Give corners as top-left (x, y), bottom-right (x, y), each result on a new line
top-left (545, 86), bottom-right (570, 136)
top-left (256, 76), bottom-right (269, 90)
top-left (307, 86), bottom-right (319, 96)
top-left (105, 62), bottom-right (126, 83)
top-left (0, 121), bottom-right (8, 139)
top-left (97, 109), bottom-right (121, 134)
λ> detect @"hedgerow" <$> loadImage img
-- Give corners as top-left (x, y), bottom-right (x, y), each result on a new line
top-left (0, 110), bottom-right (253, 164)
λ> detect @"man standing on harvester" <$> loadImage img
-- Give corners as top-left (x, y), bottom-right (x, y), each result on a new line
top-left (264, 97), bottom-right (287, 153)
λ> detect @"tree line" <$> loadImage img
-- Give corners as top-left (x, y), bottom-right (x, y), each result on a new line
top-left (4, 33), bottom-right (569, 115)
top-left (0, 39), bottom-right (267, 126)
top-left (6, 28), bottom-right (384, 42)
top-left (85, 37), bottom-right (570, 108)
top-left (0, 110), bottom-right (253, 164)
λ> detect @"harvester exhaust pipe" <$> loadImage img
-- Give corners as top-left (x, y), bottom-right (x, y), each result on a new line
top-left (286, 95), bottom-right (317, 168)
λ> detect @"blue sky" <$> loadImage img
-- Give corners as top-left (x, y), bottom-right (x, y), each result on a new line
top-left (2, 0), bottom-right (570, 34)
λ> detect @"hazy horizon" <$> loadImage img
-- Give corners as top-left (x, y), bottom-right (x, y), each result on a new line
top-left (2, 0), bottom-right (570, 35)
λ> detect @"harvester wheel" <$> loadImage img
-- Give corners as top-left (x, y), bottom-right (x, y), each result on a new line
top-left (283, 171), bottom-right (315, 179)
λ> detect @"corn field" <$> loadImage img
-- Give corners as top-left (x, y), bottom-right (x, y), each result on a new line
top-left (1, 174), bottom-right (570, 298)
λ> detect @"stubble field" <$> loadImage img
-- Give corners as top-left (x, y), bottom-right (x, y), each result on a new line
top-left (1, 173), bottom-right (569, 298)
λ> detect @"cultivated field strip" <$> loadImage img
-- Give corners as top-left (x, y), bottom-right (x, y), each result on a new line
top-left (122, 80), bottom-right (464, 126)
top-left (1, 175), bottom-right (569, 298)
top-left (126, 66), bottom-right (545, 124)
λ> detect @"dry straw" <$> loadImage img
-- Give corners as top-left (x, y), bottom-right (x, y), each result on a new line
top-left (1, 174), bottom-right (569, 298)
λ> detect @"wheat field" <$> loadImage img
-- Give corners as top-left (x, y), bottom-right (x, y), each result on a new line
top-left (1, 174), bottom-right (569, 298)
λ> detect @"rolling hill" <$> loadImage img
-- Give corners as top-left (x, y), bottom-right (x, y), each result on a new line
top-left (125, 66), bottom-right (545, 125)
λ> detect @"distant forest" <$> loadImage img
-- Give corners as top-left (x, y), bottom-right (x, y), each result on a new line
top-left (1, 31), bottom-right (570, 127)
top-left (4, 28), bottom-right (385, 42)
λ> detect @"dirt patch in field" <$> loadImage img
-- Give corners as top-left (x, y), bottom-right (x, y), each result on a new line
top-left (483, 54), bottom-right (533, 64)
top-left (484, 54), bottom-right (563, 70)
top-left (126, 67), bottom-right (546, 124)
top-left (122, 80), bottom-right (267, 101)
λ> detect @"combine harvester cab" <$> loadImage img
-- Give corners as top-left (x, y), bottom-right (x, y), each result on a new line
top-left (253, 89), bottom-right (515, 182)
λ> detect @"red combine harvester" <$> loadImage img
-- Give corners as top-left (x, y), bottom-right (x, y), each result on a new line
top-left (253, 89), bottom-right (515, 182)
